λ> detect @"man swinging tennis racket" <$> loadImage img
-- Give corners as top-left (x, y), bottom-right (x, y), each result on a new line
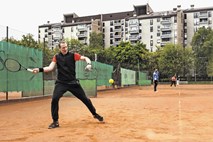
top-left (33, 41), bottom-right (103, 129)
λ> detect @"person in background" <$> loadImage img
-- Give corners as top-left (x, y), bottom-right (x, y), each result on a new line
top-left (170, 75), bottom-right (177, 87)
top-left (176, 76), bottom-right (180, 86)
top-left (153, 69), bottom-right (159, 92)
top-left (33, 41), bottom-right (104, 129)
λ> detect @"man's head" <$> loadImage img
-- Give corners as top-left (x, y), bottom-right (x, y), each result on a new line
top-left (59, 41), bottom-right (68, 55)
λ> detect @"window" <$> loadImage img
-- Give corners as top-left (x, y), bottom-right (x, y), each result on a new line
top-left (194, 13), bottom-right (198, 18)
top-left (150, 40), bottom-right (153, 46)
top-left (110, 33), bottom-right (113, 38)
top-left (157, 18), bottom-right (160, 22)
top-left (174, 16), bottom-right (177, 23)
top-left (110, 28), bottom-right (113, 32)
top-left (208, 11), bottom-right (212, 17)
top-left (157, 33), bottom-right (160, 37)
top-left (150, 19), bottom-right (153, 25)
top-left (110, 21), bottom-right (113, 26)
top-left (150, 27), bottom-right (153, 32)
top-left (184, 14), bottom-right (187, 19)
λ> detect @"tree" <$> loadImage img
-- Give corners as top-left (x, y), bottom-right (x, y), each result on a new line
top-left (191, 27), bottom-right (213, 77)
top-left (103, 42), bottom-right (148, 71)
top-left (158, 44), bottom-right (194, 79)
top-left (20, 34), bottom-right (40, 49)
top-left (203, 31), bottom-right (213, 77)
top-left (2, 34), bottom-right (41, 49)
top-left (65, 38), bottom-right (84, 52)
top-left (89, 32), bottom-right (103, 49)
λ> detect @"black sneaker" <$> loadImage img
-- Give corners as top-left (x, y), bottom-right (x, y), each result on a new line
top-left (48, 121), bottom-right (59, 129)
top-left (93, 114), bottom-right (104, 122)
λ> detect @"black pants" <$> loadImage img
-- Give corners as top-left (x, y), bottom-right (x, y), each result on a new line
top-left (154, 80), bottom-right (158, 91)
top-left (51, 82), bottom-right (97, 122)
top-left (171, 81), bottom-right (176, 87)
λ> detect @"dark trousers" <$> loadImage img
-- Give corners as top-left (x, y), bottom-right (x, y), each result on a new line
top-left (171, 81), bottom-right (176, 87)
top-left (51, 82), bottom-right (97, 122)
top-left (154, 80), bottom-right (158, 91)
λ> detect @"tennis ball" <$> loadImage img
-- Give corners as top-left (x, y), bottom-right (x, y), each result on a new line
top-left (109, 79), bottom-right (114, 84)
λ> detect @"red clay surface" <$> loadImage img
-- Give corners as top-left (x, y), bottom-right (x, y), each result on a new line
top-left (0, 84), bottom-right (213, 142)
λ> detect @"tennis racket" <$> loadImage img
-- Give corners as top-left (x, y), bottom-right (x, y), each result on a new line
top-left (4, 58), bottom-right (33, 72)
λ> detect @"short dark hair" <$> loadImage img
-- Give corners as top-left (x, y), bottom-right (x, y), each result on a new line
top-left (58, 41), bottom-right (66, 48)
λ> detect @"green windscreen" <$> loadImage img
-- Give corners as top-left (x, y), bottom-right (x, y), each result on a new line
top-left (0, 41), bottom-right (43, 92)
top-left (76, 61), bottom-right (113, 86)
top-left (138, 71), bottom-right (151, 85)
top-left (121, 68), bottom-right (136, 86)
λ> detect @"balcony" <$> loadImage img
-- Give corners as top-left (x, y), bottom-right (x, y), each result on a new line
top-left (199, 20), bottom-right (208, 25)
top-left (199, 13), bottom-right (208, 18)
top-left (161, 20), bottom-right (172, 25)
top-left (161, 34), bottom-right (172, 39)
top-left (161, 27), bottom-right (172, 31)
top-left (77, 33), bottom-right (87, 38)
top-left (129, 27), bottom-right (139, 34)
top-left (114, 34), bottom-right (122, 39)
top-left (114, 28), bottom-right (122, 32)
top-left (113, 41), bottom-right (120, 46)
top-left (52, 34), bottom-right (62, 40)
top-left (129, 19), bottom-right (139, 26)
top-left (129, 35), bottom-right (140, 41)
top-left (79, 39), bottom-right (87, 44)
top-left (114, 22), bottom-right (122, 26)
top-left (77, 25), bottom-right (87, 31)
top-left (161, 42), bottom-right (168, 46)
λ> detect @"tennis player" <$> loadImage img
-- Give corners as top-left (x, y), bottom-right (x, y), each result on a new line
top-left (33, 41), bottom-right (103, 129)
top-left (153, 69), bottom-right (159, 92)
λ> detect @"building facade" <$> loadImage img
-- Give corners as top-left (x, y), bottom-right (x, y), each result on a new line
top-left (38, 4), bottom-right (213, 51)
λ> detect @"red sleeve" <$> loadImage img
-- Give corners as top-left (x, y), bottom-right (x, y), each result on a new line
top-left (74, 53), bottom-right (81, 61)
top-left (52, 55), bottom-right (57, 62)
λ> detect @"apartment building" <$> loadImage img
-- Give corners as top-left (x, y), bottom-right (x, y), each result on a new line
top-left (183, 5), bottom-right (213, 47)
top-left (38, 4), bottom-right (213, 51)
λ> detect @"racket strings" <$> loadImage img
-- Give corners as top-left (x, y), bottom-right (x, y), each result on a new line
top-left (4, 59), bottom-right (21, 72)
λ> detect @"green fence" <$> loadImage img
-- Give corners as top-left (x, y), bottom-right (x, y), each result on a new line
top-left (138, 71), bottom-right (151, 86)
top-left (0, 41), bottom-right (150, 100)
top-left (44, 79), bottom-right (97, 97)
top-left (0, 41), bottom-right (43, 92)
top-left (121, 68), bottom-right (136, 86)
top-left (76, 61), bottom-right (113, 86)
top-left (39, 61), bottom-right (113, 97)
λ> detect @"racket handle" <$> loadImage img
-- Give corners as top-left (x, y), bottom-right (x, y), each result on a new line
top-left (27, 68), bottom-right (33, 72)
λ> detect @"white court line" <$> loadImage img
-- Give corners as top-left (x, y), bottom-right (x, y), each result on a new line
top-left (178, 86), bottom-right (182, 142)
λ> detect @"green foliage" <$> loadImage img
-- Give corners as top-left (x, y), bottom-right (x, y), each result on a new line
top-left (2, 34), bottom-right (41, 49)
top-left (89, 32), bottom-right (103, 49)
top-left (102, 42), bottom-right (148, 70)
top-left (65, 38), bottom-right (84, 52)
top-left (158, 44), bottom-right (194, 78)
top-left (191, 27), bottom-right (213, 77)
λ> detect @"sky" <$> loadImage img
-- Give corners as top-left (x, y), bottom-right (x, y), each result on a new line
top-left (0, 0), bottom-right (213, 40)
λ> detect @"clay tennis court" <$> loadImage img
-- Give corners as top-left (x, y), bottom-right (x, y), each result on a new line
top-left (0, 84), bottom-right (213, 142)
